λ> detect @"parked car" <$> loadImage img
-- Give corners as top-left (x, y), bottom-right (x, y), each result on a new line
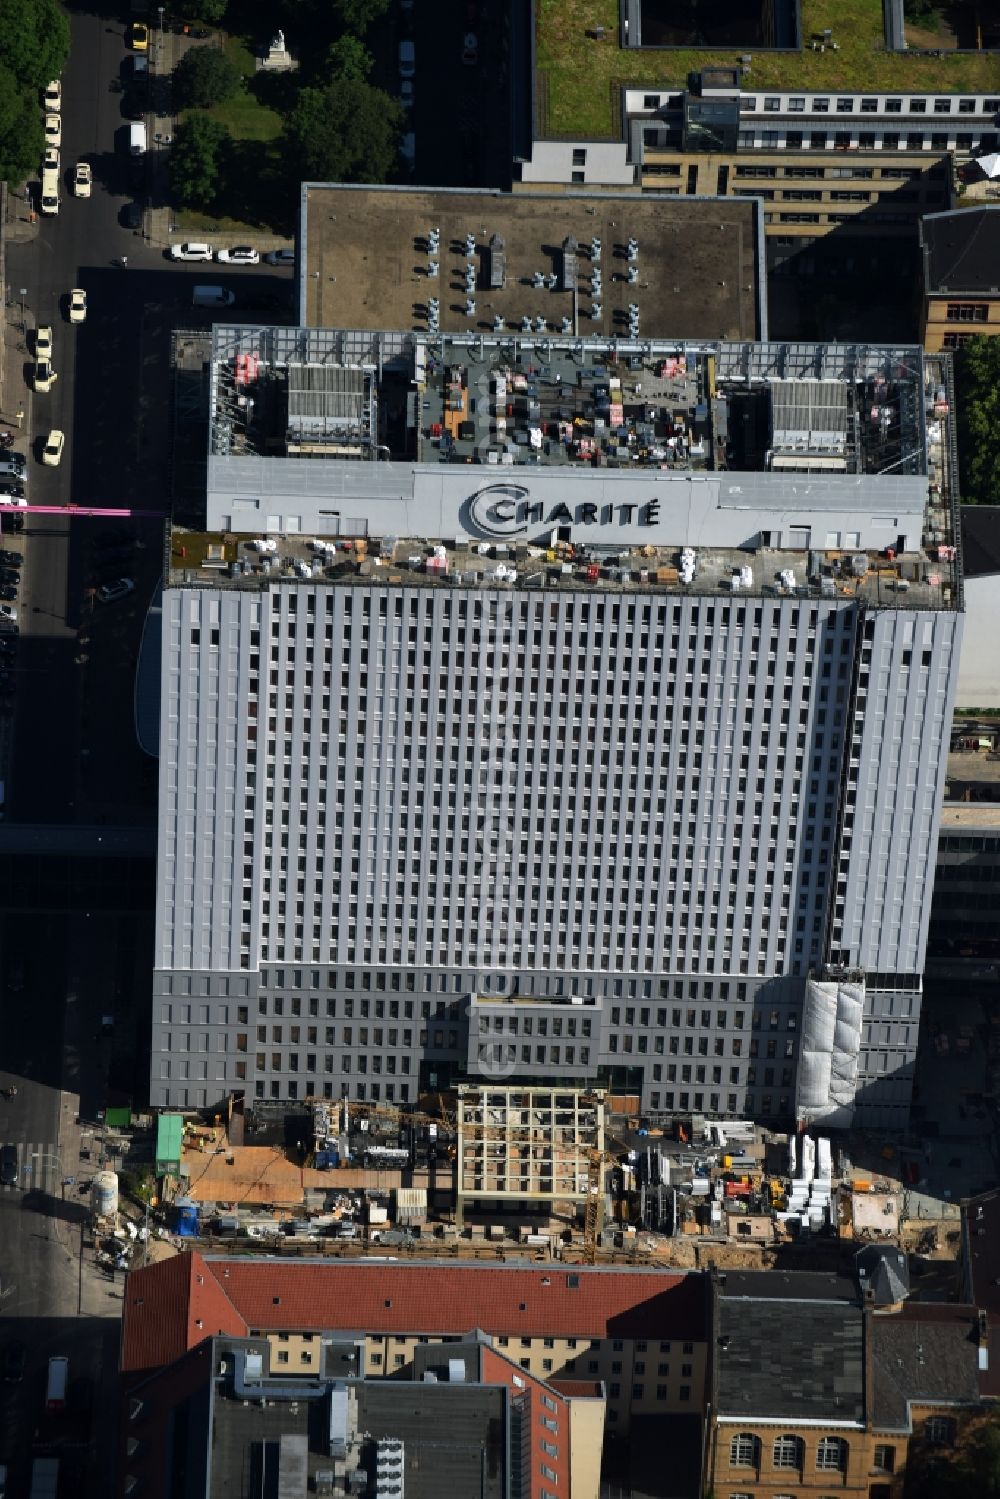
top-left (43, 79), bottom-right (61, 111)
top-left (0, 587), bottom-right (15, 603)
top-left (35, 326), bottom-right (52, 361)
top-left (43, 146), bottom-right (59, 173)
top-left (73, 161), bottom-right (92, 197)
top-left (0, 607), bottom-right (20, 626)
top-left (44, 114), bottom-right (61, 149)
top-left (96, 578), bottom-right (134, 604)
top-left (68, 289), bottom-right (86, 324)
top-left (401, 77), bottom-right (414, 108)
top-left (216, 245), bottom-right (259, 265)
top-left (42, 430), bottom-right (65, 467)
top-left (462, 32), bottom-right (478, 64)
top-left (265, 248), bottom-right (295, 267)
top-left (128, 21), bottom-right (148, 49)
top-left (170, 242), bottom-right (212, 261)
top-left (398, 38), bottom-right (415, 77)
top-left (0, 552), bottom-right (21, 567)
top-left (33, 359), bottom-right (57, 393)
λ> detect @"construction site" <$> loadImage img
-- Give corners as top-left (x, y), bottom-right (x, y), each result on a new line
top-left (125, 1086), bottom-right (964, 1276)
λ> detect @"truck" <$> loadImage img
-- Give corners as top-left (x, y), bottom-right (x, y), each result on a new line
top-left (30, 1458), bottom-right (59, 1499)
top-left (45, 1355), bottom-right (68, 1412)
top-left (40, 167), bottom-right (59, 216)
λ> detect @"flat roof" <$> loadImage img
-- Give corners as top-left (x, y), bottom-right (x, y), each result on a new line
top-left (939, 804), bottom-right (1000, 830)
top-left (300, 184), bottom-right (764, 342)
top-left (208, 1373), bottom-right (507, 1499)
top-left (536, 0), bottom-right (1000, 138)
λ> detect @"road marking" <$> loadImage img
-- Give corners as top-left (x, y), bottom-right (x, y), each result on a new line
top-left (0, 1141), bottom-right (63, 1192)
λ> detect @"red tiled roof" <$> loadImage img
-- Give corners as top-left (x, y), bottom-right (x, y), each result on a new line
top-left (206, 1256), bottom-right (706, 1341)
top-left (550, 1379), bottom-right (605, 1398)
top-left (120, 1252), bottom-right (706, 1376)
top-left (121, 1251), bottom-right (247, 1375)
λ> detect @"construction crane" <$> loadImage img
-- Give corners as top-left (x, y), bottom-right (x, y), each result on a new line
top-left (582, 1148), bottom-right (606, 1266)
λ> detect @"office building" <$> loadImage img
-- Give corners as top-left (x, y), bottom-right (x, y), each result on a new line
top-left (152, 322), bottom-right (961, 1129)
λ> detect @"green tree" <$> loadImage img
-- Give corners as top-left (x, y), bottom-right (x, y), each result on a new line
top-left (954, 336), bottom-right (1000, 504)
top-left (173, 45), bottom-right (242, 108)
top-left (0, 0), bottom-right (70, 92)
top-left (333, 0), bottom-right (390, 33)
top-left (170, 114), bottom-right (230, 207)
top-left (0, 68), bottom-right (43, 185)
top-left (197, 0), bottom-right (229, 21)
top-left (284, 77), bottom-right (401, 183)
top-left (325, 34), bottom-right (372, 83)
top-left (909, 1418), bottom-right (1000, 1499)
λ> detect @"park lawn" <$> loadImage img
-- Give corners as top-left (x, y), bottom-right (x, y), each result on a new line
top-left (203, 35), bottom-right (283, 141)
top-left (536, 0), bottom-right (1000, 138)
top-left (175, 34), bottom-right (287, 231)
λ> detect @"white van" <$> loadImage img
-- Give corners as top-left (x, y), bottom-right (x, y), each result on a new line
top-left (129, 121), bottom-right (146, 156)
top-left (192, 285), bottom-right (236, 308)
top-left (45, 1356), bottom-right (68, 1412)
top-left (40, 167), bottom-right (59, 215)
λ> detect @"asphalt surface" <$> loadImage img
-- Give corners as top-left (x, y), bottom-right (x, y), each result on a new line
top-left (0, 10), bottom-right (278, 1494)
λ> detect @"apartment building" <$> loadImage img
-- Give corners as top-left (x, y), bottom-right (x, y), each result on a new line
top-left (119, 1251), bottom-right (707, 1437)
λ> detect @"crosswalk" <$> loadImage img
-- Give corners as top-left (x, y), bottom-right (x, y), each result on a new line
top-left (0, 1141), bottom-right (66, 1194)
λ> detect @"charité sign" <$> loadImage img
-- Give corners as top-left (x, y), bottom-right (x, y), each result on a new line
top-left (464, 483), bottom-right (662, 541)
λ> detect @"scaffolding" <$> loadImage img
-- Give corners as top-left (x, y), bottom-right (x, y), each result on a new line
top-left (455, 1085), bottom-right (605, 1230)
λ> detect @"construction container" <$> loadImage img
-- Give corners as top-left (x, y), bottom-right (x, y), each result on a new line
top-left (173, 1200), bottom-right (200, 1237)
top-left (155, 1113), bottom-right (184, 1177)
top-left (395, 1187), bottom-right (427, 1223)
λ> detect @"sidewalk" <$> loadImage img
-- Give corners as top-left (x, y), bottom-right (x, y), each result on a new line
top-left (0, 192), bottom-right (35, 806)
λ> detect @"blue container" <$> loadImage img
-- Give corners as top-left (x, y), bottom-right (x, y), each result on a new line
top-left (173, 1203), bottom-right (200, 1237)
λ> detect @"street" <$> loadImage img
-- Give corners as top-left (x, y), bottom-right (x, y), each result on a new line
top-left (0, 8), bottom-right (289, 1494)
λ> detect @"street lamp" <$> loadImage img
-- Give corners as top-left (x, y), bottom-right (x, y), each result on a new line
top-left (158, 5), bottom-right (165, 54)
top-left (18, 288), bottom-right (25, 333)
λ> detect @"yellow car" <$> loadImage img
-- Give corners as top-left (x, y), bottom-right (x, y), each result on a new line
top-left (34, 360), bottom-right (57, 393)
top-left (128, 21), bottom-right (148, 50)
top-left (42, 430), bottom-right (65, 467)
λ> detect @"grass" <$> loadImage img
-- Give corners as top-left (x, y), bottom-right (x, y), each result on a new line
top-left (204, 36), bottom-right (284, 142)
top-left (536, 0), bottom-right (1000, 138)
top-left (175, 35), bottom-right (289, 233)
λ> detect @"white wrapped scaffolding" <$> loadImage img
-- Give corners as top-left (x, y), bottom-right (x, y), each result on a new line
top-left (795, 979), bottom-right (864, 1129)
